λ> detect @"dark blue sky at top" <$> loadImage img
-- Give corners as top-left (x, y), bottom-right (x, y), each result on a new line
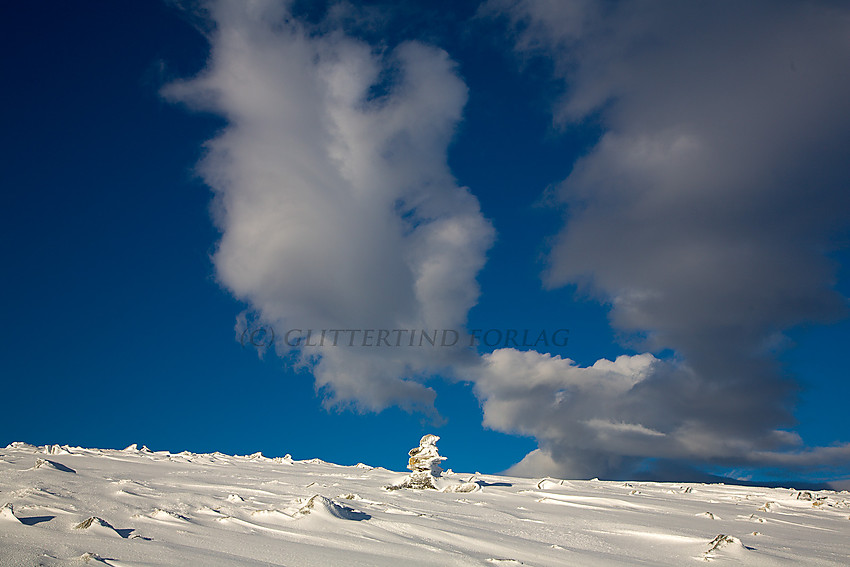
top-left (2, 1), bottom-right (848, 481)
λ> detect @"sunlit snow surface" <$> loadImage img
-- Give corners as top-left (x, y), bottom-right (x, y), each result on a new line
top-left (1, 442), bottom-right (848, 566)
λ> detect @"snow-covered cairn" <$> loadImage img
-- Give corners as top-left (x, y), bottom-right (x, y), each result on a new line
top-left (387, 434), bottom-right (478, 492)
top-left (407, 434), bottom-right (446, 484)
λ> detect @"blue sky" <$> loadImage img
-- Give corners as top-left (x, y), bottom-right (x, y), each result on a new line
top-left (2, 1), bottom-right (850, 487)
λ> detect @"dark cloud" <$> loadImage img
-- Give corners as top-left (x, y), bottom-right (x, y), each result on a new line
top-left (481, 0), bottom-right (850, 478)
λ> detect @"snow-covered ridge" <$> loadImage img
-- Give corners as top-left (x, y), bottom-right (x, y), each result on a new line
top-left (1, 441), bottom-right (848, 566)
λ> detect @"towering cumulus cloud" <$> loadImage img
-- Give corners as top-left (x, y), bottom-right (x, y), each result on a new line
top-left (165, 0), bottom-right (493, 413)
top-left (478, 0), bottom-right (850, 478)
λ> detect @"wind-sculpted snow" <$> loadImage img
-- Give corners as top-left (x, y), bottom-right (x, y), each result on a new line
top-left (1, 442), bottom-right (848, 566)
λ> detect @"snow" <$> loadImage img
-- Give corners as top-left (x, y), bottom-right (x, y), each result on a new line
top-left (1, 442), bottom-right (848, 566)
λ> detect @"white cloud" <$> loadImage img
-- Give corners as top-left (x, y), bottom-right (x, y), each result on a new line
top-left (165, 0), bottom-right (493, 412)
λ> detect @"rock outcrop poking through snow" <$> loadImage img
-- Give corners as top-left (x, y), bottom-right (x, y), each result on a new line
top-left (290, 495), bottom-right (369, 520)
top-left (74, 516), bottom-right (122, 537)
top-left (703, 534), bottom-right (749, 561)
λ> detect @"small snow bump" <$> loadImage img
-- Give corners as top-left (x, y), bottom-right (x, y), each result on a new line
top-left (440, 482), bottom-right (480, 494)
top-left (150, 509), bottom-right (189, 522)
top-left (28, 458), bottom-right (76, 473)
top-left (5, 442), bottom-right (37, 451)
top-left (536, 478), bottom-right (563, 490)
top-left (1, 502), bottom-right (21, 523)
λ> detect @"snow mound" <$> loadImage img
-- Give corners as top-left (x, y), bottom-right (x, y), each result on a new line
top-left (79, 552), bottom-right (111, 564)
top-left (290, 494), bottom-right (369, 521)
top-left (386, 474), bottom-right (438, 490)
top-left (387, 474), bottom-right (479, 493)
top-left (29, 458), bottom-right (76, 473)
top-left (440, 481), bottom-right (480, 494)
top-left (536, 478), bottom-right (564, 490)
top-left (122, 444), bottom-right (138, 452)
top-left (757, 501), bottom-right (777, 512)
top-left (703, 534), bottom-right (749, 561)
top-left (150, 509), bottom-right (189, 522)
top-left (250, 509), bottom-right (291, 522)
top-left (1, 502), bottom-right (21, 523)
top-left (226, 494), bottom-right (244, 503)
top-left (4, 442), bottom-right (37, 451)
top-left (273, 454), bottom-right (293, 464)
